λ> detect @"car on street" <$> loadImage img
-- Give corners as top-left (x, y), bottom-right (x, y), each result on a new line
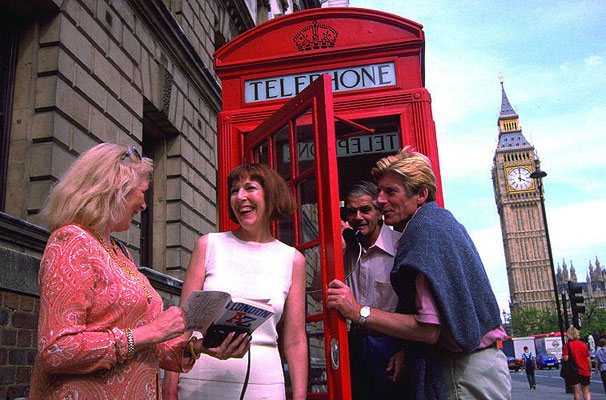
top-left (536, 353), bottom-right (559, 369)
top-left (507, 356), bottom-right (522, 371)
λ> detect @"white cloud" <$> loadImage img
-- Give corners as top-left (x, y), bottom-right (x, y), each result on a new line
top-left (585, 55), bottom-right (603, 67)
top-left (549, 200), bottom-right (606, 252)
top-left (464, 197), bottom-right (606, 315)
top-left (468, 225), bottom-right (510, 311)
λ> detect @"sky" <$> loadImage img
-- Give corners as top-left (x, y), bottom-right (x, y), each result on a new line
top-left (349, 0), bottom-right (606, 315)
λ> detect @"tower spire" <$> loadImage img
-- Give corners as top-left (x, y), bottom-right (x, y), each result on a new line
top-left (499, 74), bottom-right (517, 118)
top-left (496, 75), bottom-right (532, 150)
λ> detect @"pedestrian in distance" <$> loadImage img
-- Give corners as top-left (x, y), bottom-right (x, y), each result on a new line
top-left (563, 326), bottom-right (592, 400)
top-left (594, 338), bottom-right (606, 395)
top-left (521, 346), bottom-right (537, 389)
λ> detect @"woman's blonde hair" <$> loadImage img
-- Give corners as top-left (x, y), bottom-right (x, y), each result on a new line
top-left (567, 326), bottom-right (580, 341)
top-left (370, 146), bottom-right (437, 202)
top-left (41, 143), bottom-right (153, 233)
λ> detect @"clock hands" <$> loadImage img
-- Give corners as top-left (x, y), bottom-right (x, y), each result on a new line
top-left (509, 167), bottom-right (532, 190)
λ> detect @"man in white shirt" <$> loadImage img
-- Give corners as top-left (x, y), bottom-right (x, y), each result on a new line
top-left (340, 181), bottom-right (403, 400)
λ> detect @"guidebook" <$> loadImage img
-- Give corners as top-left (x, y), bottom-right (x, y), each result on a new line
top-left (181, 290), bottom-right (275, 348)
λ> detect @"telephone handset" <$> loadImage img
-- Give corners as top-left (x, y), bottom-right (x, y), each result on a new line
top-left (342, 228), bottom-right (362, 245)
top-left (343, 227), bottom-right (363, 283)
top-left (339, 202), bottom-right (363, 246)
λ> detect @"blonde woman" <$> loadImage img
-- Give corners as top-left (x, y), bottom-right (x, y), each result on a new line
top-left (29, 143), bottom-right (248, 399)
top-left (563, 326), bottom-right (592, 400)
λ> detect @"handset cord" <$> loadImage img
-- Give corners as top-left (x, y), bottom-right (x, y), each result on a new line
top-left (239, 350), bottom-right (251, 400)
top-left (344, 240), bottom-right (363, 285)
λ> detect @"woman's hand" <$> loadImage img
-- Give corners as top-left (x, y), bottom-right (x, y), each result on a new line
top-left (149, 306), bottom-right (187, 342)
top-left (132, 306), bottom-right (186, 346)
top-left (196, 332), bottom-right (251, 360)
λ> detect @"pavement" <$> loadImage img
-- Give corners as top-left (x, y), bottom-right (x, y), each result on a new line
top-left (510, 369), bottom-right (606, 399)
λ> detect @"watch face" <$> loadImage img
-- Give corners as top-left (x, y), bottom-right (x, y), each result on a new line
top-left (508, 167), bottom-right (532, 190)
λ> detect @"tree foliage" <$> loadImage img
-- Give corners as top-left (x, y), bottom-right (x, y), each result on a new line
top-left (509, 300), bottom-right (606, 338)
top-left (579, 298), bottom-right (606, 338)
top-left (510, 306), bottom-right (560, 336)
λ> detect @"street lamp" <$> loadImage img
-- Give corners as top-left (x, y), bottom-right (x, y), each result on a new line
top-left (530, 168), bottom-right (566, 348)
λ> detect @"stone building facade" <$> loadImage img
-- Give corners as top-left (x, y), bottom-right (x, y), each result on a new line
top-left (492, 78), bottom-right (556, 313)
top-left (557, 257), bottom-right (606, 308)
top-left (0, 0), bottom-right (320, 397)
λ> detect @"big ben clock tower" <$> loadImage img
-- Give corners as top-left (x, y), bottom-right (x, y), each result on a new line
top-left (492, 76), bottom-right (555, 312)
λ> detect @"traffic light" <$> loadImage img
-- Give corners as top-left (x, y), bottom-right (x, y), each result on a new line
top-left (567, 280), bottom-right (585, 329)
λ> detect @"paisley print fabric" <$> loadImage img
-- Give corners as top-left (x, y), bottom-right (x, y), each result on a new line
top-left (29, 225), bottom-right (192, 400)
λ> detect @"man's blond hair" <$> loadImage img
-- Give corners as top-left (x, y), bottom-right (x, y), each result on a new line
top-left (371, 146), bottom-right (437, 202)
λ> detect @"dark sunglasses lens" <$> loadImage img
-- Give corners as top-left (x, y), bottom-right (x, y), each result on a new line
top-left (121, 146), bottom-right (141, 161)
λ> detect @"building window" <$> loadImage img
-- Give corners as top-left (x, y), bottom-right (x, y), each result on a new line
top-left (0, 9), bottom-right (18, 211)
top-left (140, 133), bottom-right (156, 269)
top-left (140, 97), bottom-right (176, 271)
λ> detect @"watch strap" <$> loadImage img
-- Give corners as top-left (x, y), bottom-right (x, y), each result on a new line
top-left (358, 306), bottom-right (371, 325)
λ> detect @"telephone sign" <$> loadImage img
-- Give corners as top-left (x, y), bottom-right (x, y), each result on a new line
top-left (289, 132), bottom-right (399, 161)
top-left (244, 62), bottom-right (396, 103)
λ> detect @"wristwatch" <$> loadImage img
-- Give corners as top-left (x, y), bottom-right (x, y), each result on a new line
top-left (358, 306), bottom-right (371, 325)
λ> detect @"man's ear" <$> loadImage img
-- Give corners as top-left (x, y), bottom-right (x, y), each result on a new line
top-left (417, 188), bottom-right (429, 205)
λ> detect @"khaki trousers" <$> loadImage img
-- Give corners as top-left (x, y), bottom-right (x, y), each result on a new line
top-left (439, 345), bottom-right (512, 400)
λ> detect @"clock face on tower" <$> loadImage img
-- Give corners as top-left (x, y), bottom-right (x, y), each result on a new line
top-left (508, 167), bottom-right (532, 190)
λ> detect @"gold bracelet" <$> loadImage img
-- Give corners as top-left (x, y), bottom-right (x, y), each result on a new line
top-left (188, 336), bottom-right (200, 360)
top-left (125, 328), bottom-right (135, 360)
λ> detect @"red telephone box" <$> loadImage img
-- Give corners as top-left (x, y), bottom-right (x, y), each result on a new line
top-left (214, 7), bottom-right (442, 399)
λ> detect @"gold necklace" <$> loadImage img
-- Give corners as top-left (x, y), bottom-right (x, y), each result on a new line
top-left (96, 234), bottom-right (153, 304)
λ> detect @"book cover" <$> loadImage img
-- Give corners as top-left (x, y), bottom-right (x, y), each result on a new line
top-left (182, 290), bottom-right (275, 347)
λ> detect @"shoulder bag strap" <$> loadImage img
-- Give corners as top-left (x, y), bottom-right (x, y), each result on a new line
top-left (567, 341), bottom-right (576, 364)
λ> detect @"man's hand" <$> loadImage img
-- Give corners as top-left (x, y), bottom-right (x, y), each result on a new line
top-left (341, 220), bottom-right (353, 249)
top-left (386, 349), bottom-right (405, 382)
top-left (326, 279), bottom-right (360, 321)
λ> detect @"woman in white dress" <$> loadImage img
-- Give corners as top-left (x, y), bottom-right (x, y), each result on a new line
top-left (163, 163), bottom-right (308, 400)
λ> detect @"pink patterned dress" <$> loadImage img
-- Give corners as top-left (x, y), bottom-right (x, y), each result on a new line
top-left (29, 225), bottom-right (192, 399)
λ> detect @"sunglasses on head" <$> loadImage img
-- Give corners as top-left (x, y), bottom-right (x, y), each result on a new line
top-left (120, 145), bottom-right (141, 161)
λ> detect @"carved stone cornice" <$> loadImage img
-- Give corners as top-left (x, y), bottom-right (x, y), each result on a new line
top-left (125, 0), bottom-right (222, 113)
top-left (300, 0), bottom-right (322, 9)
top-left (224, 0), bottom-right (256, 34)
top-left (0, 0), bottom-right (59, 18)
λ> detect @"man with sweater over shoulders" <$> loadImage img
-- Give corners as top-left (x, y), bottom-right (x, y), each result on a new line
top-left (326, 147), bottom-right (511, 400)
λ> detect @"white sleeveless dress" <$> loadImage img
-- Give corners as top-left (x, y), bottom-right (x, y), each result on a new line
top-left (178, 231), bottom-right (295, 400)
